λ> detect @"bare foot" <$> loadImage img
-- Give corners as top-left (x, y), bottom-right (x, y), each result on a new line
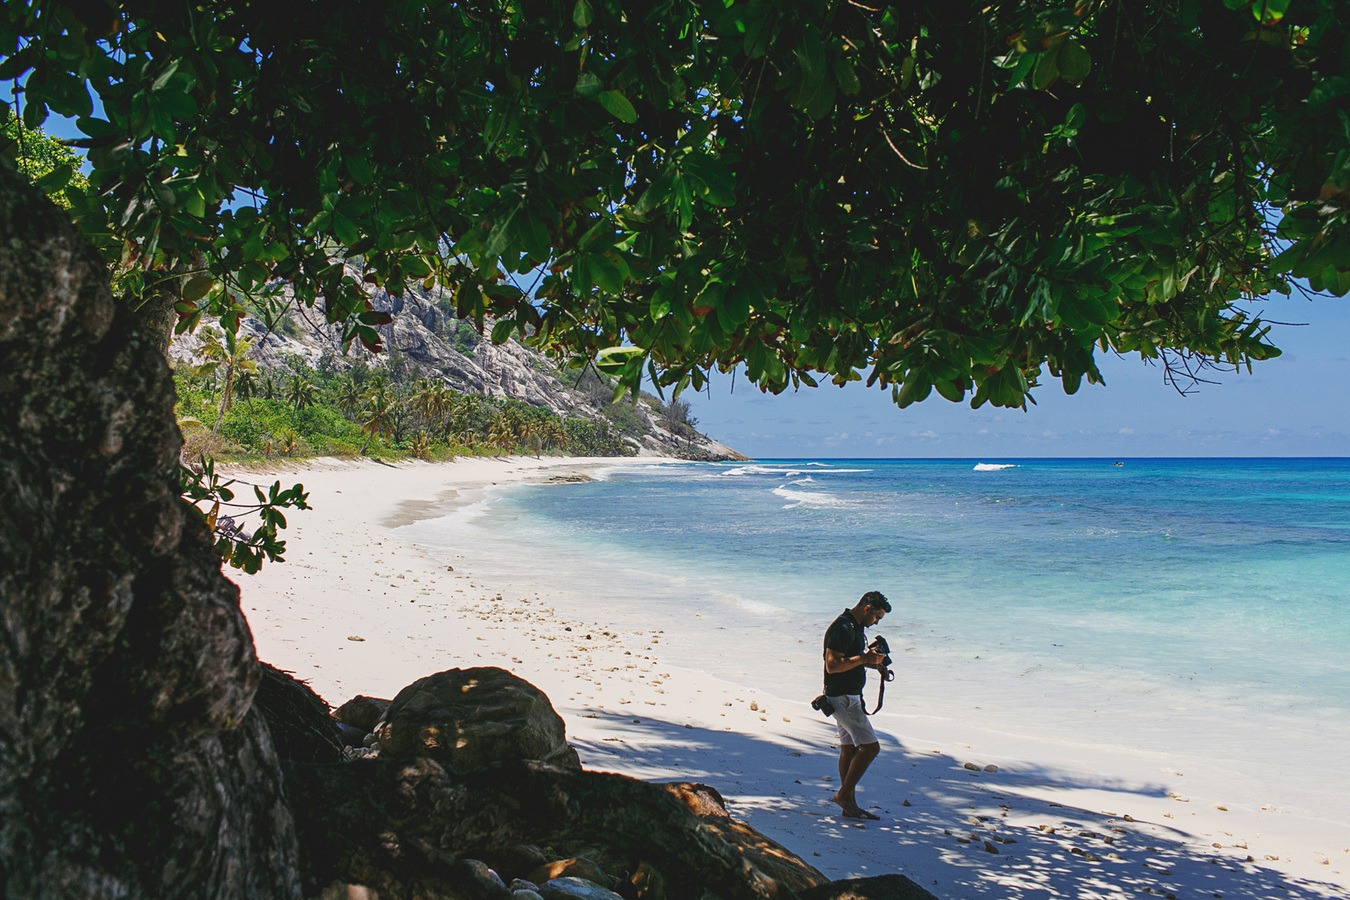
top-left (841, 808), bottom-right (880, 820)
top-left (832, 794), bottom-right (880, 820)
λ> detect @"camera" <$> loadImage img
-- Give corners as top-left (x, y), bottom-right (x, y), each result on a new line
top-left (811, 694), bottom-right (835, 717)
top-left (869, 635), bottom-right (892, 668)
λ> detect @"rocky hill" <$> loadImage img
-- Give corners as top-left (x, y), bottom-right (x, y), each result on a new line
top-left (171, 285), bottom-right (744, 461)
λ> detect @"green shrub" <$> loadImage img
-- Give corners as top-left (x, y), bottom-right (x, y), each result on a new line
top-left (603, 399), bottom-right (645, 436)
top-left (564, 417), bottom-right (635, 456)
top-left (294, 404), bottom-right (363, 442)
top-left (218, 404), bottom-right (276, 446)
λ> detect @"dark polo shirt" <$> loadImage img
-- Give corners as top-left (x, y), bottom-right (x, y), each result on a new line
top-left (823, 609), bottom-right (867, 696)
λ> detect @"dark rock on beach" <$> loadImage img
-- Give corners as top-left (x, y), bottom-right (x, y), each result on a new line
top-left (333, 694), bottom-right (392, 733)
top-left (376, 666), bottom-right (582, 773)
top-left (255, 663), bottom-right (344, 764)
top-left (538, 876), bottom-right (625, 899)
top-left (798, 874), bottom-right (941, 900)
top-left (281, 756), bottom-right (828, 899)
top-left (663, 781), bottom-right (830, 892)
top-left (528, 858), bottom-right (616, 887)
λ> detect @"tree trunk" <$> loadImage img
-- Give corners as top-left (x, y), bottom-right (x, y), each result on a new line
top-left (128, 250), bottom-right (203, 355)
top-left (0, 160), bottom-right (301, 897)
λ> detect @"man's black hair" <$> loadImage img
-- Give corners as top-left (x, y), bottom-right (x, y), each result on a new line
top-left (860, 590), bottom-right (891, 613)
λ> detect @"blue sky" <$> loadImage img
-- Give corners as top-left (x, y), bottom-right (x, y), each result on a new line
top-left (685, 295), bottom-right (1350, 459)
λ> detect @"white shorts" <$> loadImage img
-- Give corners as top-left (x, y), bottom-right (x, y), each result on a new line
top-left (830, 693), bottom-right (878, 746)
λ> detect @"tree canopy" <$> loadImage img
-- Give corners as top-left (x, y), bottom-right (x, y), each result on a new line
top-left (3, 0), bottom-right (1347, 409)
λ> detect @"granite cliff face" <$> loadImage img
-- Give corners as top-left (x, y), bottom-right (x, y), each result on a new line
top-left (172, 285), bottom-right (745, 461)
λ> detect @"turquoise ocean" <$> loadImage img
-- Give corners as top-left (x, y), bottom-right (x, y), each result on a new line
top-left (399, 457), bottom-right (1350, 814)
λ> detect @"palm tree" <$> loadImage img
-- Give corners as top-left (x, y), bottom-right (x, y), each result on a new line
top-left (233, 369), bottom-right (259, 406)
top-left (408, 431), bottom-right (433, 460)
top-left (259, 373), bottom-right (279, 401)
top-left (543, 420), bottom-right (567, 452)
top-left (276, 428), bottom-right (300, 457)
top-left (335, 379), bottom-right (363, 418)
top-left (285, 374), bottom-right (317, 411)
top-left (519, 419), bottom-right (543, 457)
top-left (358, 384), bottom-right (398, 454)
top-left (412, 379), bottom-right (452, 431)
top-left (198, 327), bottom-right (258, 433)
top-left (486, 413), bottom-right (514, 456)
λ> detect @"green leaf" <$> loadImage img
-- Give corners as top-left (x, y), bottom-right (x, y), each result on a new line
top-left (1065, 102), bottom-right (1086, 132)
top-left (42, 71), bottom-right (93, 118)
top-left (1057, 42), bottom-right (1092, 83)
top-left (683, 154), bottom-right (737, 206)
top-left (1252, 0), bottom-right (1289, 22)
top-left (716, 286), bottom-right (752, 332)
top-left (0, 47), bottom-right (35, 81)
top-left (597, 90), bottom-right (638, 123)
top-left (520, 212), bottom-right (552, 260)
top-left (152, 88), bottom-right (197, 120)
top-left (650, 285), bottom-right (672, 321)
top-left (934, 379), bottom-right (965, 402)
top-left (589, 253), bottom-right (626, 292)
top-left (595, 345), bottom-right (644, 374)
top-left (151, 60), bottom-right (182, 92)
top-left (634, 168), bottom-right (675, 216)
top-left (878, 7), bottom-right (899, 39)
top-left (900, 56), bottom-right (916, 89)
top-left (573, 0), bottom-right (593, 28)
top-left (1005, 52), bottom-right (1036, 87)
top-left (895, 378), bottom-right (932, 408)
top-left (75, 116), bottom-right (118, 138)
top-left (332, 213), bottom-right (361, 247)
top-left (22, 99), bottom-right (47, 129)
top-left (182, 274), bottom-right (214, 302)
top-left (1032, 54), bottom-right (1060, 89)
top-left (575, 73), bottom-right (602, 98)
top-left (35, 163), bottom-right (73, 193)
top-left (833, 56), bottom-right (861, 96)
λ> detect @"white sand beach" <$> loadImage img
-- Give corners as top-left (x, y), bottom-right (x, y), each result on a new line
top-left (231, 457), bottom-right (1350, 898)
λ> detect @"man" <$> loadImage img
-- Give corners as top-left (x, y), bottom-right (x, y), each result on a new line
top-left (822, 590), bottom-right (892, 820)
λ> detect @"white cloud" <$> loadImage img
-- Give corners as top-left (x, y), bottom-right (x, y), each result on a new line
top-left (916, 429), bottom-right (939, 439)
top-left (1118, 427), bottom-right (1135, 435)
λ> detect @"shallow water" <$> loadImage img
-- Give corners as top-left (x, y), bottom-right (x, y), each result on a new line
top-left (398, 457), bottom-right (1350, 819)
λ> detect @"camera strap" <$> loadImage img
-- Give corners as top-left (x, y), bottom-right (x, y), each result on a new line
top-left (866, 668), bottom-right (896, 715)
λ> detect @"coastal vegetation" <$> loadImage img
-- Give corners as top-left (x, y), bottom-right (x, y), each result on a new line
top-left (175, 343), bottom-right (637, 464)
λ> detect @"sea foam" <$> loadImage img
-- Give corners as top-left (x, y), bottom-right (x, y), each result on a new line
top-left (771, 485), bottom-right (850, 509)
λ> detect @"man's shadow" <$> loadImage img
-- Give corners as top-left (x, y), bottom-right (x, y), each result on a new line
top-left (568, 708), bottom-right (1347, 899)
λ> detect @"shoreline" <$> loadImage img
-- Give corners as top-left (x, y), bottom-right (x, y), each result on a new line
top-left (231, 457), bottom-right (1350, 898)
